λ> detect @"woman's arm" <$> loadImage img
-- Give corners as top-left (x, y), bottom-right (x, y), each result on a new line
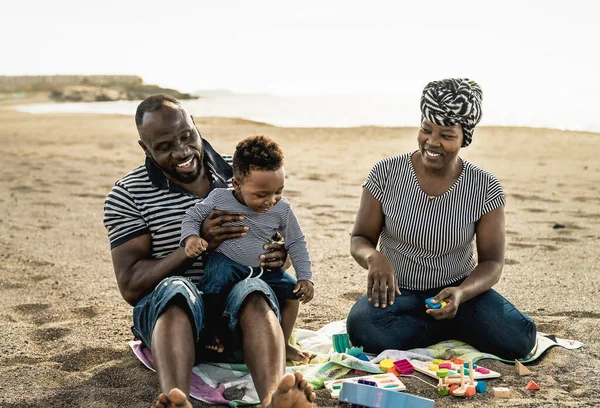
top-left (427, 206), bottom-right (505, 319)
top-left (351, 188), bottom-right (400, 308)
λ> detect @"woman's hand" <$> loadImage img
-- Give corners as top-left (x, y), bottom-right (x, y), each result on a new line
top-left (426, 287), bottom-right (464, 320)
top-left (366, 252), bottom-right (401, 308)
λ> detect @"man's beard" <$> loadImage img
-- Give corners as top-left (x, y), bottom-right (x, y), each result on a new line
top-left (154, 148), bottom-right (204, 184)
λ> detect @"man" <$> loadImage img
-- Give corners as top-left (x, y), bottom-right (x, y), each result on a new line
top-left (103, 94), bottom-right (315, 408)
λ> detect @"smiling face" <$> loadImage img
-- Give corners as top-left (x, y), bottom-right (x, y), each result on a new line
top-left (137, 103), bottom-right (204, 184)
top-left (233, 167), bottom-right (285, 213)
top-left (417, 118), bottom-right (463, 171)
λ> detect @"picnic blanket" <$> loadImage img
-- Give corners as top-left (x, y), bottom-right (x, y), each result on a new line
top-left (129, 319), bottom-right (583, 406)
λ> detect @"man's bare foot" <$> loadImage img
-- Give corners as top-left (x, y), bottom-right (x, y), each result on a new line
top-left (266, 371), bottom-right (315, 408)
top-left (205, 329), bottom-right (224, 353)
top-left (153, 388), bottom-right (192, 408)
top-left (286, 344), bottom-right (312, 364)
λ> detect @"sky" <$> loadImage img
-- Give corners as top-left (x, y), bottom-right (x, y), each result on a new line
top-left (1, 0), bottom-right (599, 98)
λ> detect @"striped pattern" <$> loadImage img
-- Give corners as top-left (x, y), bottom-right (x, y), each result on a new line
top-left (420, 78), bottom-right (483, 147)
top-left (181, 189), bottom-right (312, 282)
top-left (103, 155), bottom-right (232, 283)
top-left (364, 152), bottom-right (505, 290)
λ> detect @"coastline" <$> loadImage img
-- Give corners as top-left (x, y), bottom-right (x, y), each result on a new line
top-left (0, 110), bottom-right (599, 407)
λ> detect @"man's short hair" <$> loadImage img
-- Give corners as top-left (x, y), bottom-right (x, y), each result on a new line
top-left (233, 135), bottom-right (284, 181)
top-left (135, 94), bottom-right (182, 128)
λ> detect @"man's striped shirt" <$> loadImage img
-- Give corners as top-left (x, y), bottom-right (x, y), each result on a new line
top-left (364, 152), bottom-right (505, 291)
top-left (103, 139), bottom-right (232, 283)
top-left (181, 188), bottom-right (312, 282)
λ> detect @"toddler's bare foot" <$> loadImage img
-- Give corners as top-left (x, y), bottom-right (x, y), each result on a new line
top-left (266, 371), bottom-right (315, 408)
top-left (205, 329), bottom-right (224, 353)
top-left (153, 388), bottom-right (192, 408)
top-left (286, 343), bottom-right (312, 364)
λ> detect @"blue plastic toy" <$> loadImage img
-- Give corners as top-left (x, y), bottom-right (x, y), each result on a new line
top-left (425, 297), bottom-right (442, 309)
top-left (340, 382), bottom-right (435, 408)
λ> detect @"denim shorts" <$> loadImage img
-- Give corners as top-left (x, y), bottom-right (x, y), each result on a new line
top-left (202, 252), bottom-right (300, 306)
top-left (132, 275), bottom-right (281, 363)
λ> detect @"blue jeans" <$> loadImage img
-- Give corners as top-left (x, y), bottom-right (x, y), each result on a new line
top-left (346, 283), bottom-right (537, 360)
top-left (132, 275), bottom-right (281, 363)
top-left (201, 252), bottom-right (300, 306)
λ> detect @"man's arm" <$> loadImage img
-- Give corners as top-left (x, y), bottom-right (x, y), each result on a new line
top-left (111, 234), bottom-right (194, 306)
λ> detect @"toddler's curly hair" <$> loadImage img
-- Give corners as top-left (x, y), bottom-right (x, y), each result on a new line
top-left (233, 135), bottom-right (284, 181)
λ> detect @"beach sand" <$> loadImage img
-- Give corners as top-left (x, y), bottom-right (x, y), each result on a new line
top-left (0, 107), bottom-right (599, 407)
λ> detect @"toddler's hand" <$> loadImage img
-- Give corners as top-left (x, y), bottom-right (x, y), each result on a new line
top-left (184, 236), bottom-right (208, 258)
top-left (293, 280), bottom-right (314, 304)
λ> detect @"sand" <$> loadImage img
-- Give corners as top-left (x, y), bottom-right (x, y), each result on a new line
top-left (0, 104), bottom-right (599, 407)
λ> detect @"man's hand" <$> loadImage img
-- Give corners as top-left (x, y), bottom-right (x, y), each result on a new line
top-left (366, 252), bottom-right (401, 308)
top-left (293, 280), bottom-right (314, 304)
top-left (200, 210), bottom-right (248, 251)
top-left (425, 287), bottom-right (464, 320)
top-left (260, 241), bottom-right (288, 270)
top-left (184, 235), bottom-right (208, 258)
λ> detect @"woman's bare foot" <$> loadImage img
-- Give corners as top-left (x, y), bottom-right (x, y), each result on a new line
top-left (205, 329), bottom-right (224, 353)
top-left (153, 388), bottom-right (193, 408)
top-left (286, 343), bottom-right (312, 364)
top-left (266, 371), bottom-right (315, 408)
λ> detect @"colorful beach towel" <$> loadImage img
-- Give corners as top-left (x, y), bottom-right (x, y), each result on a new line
top-left (129, 320), bottom-right (583, 406)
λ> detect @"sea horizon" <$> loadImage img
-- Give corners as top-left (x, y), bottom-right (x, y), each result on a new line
top-left (12, 92), bottom-right (600, 134)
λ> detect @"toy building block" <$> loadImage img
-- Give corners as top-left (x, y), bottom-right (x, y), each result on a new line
top-left (379, 358), bottom-right (395, 371)
top-left (339, 382), bottom-right (435, 408)
top-left (387, 366), bottom-right (400, 376)
top-left (346, 346), bottom-right (364, 357)
top-left (515, 360), bottom-right (532, 376)
top-left (492, 387), bottom-right (510, 398)
top-left (525, 380), bottom-right (540, 390)
top-left (425, 297), bottom-right (442, 309)
top-left (332, 334), bottom-right (351, 353)
top-left (475, 381), bottom-right (487, 393)
top-left (465, 386), bottom-right (476, 398)
top-left (438, 363), bottom-right (451, 369)
top-left (393, 359), bottom-right (414, 375)
top-left (357, 353), bottom-right (370, 362)
top-left (475, 367), bottom-right (490, 374)
top-left (429, 364), bottom-right (439, 371)
top-left (449, 384), bottom-right (459, 395)
top-left (450, 358), bottom-right (464, 365)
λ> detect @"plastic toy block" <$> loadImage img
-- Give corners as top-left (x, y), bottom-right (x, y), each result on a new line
top-left (332, 334), bottom-right (351, 353)
top-left (525, 380), bottom-right (540, 390)
top-left (463, 362), bottom-right (477, 368)
top-left (437, 388), bottom-right (450, 396)
top-left (432, 359), bottom-right (444, 364)
top-left (475, 367), bottom-right (490, 374)
top-left (387, 366), bottom-right (400, 376)
top-left (453, 358), bottom-right (465, 364)
top-left (440, 301), bottom-right (447, 307)
top-left (346, 346), bottom-right (364, 357)
top-left (357, 353), bottom-right (370, 362)
top-left (379, 358), bottom-right (395, 371)
top-left (449, 385), bottom-right (459, 395)
top-left (515, 360), bottom-right (532, 376)
top-left (439, 363), bottom-right (451, 369)
top-left (465, 386), bottom-right (476, 398)
top-left (339, 382), bottom-right (435, 408)
top-left (358, 379), bottom-right (377, 387)
top-left (393, 359), bottom-right (414, 375)
top-left (492, 387), bottom-right (510, 398)
top-left (463, 368), bottom-right (470, 375)
top-left (428, 364), bottom-right (439, 371)
top-left (475, 381), bottom-right (487, 393)
top-left (436, 369), bottom-right (449, 378)
top-left (425, 297), bottom-right (442, 309)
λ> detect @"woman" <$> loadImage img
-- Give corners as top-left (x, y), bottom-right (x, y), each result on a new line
top-left (346, 78), bottom-right (536, 360)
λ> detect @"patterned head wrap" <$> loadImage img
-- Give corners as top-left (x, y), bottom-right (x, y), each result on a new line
top-left (420, 78), bottom-right (483, 147)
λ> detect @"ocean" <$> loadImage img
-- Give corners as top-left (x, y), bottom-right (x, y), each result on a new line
top-left (13, 93), bottom-right (600, 133)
